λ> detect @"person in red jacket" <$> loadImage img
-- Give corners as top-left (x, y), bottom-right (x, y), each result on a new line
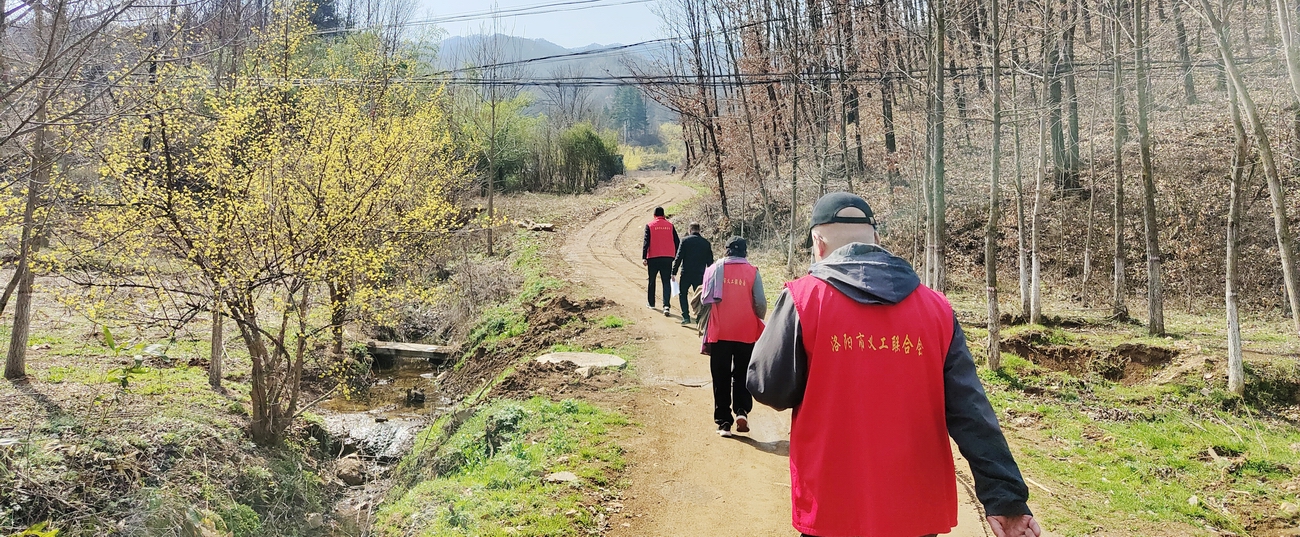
top-left (643, 207), bottom-right (681, 316)
top-left (701, 237), bottom-right (766, 437)
top-left (747, 192), bottom-right (1041, 537)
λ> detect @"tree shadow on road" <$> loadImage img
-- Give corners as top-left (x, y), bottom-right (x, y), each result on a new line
top-left (730, 436), bottom-right (789, 457)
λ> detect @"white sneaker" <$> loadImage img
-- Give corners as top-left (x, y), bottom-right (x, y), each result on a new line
top-left (663, 306), bottom-right (671, 316)
top-left (717, 426), bottom-right (733, 437)
top-left (735, 415), bottom-right (749, 433)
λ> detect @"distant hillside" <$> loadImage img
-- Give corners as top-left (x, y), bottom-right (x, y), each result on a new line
top-left (438, 34), bottom-right (674, 131)
top-left (437, 34), bottom-right (666, 79)
top-left (438, 35), bottom-right (571, 70)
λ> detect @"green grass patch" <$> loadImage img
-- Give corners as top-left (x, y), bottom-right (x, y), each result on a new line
top-left (982, 356), bottom-right (1300, 536)
top-left (597, 315), bottom-right (628, 329)
top-left (462, 234), bottom-right (566, 358)
top-left (373, 398), bottom-right (628, 537)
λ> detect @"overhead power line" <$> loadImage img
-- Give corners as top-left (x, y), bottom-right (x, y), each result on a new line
top-left (312, 0), bottom-right (657, 36)
top-left (245, 58), bottom-right (1280, 89)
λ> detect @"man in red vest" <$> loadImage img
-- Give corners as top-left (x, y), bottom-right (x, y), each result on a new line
top-left (643, 207), bottom-right (680, 316)
top-left (701, 237), bottom-right (766, 437)
top-left (747, 192), bottom-right (1040, 537)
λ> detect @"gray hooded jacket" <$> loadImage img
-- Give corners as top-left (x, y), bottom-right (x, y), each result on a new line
top-left (746, 243), bottom-right (1032, 518)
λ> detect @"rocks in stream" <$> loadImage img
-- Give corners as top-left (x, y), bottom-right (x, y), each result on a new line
top-left (320, 413), bottom-right (426, 461)
top-left (337, 456), bottom-right (366, 486)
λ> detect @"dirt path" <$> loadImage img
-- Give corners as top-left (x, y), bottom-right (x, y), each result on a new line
top-left (562, 173), bottom-right (997, 537)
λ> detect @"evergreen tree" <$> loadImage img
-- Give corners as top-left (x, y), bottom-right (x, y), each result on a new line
top-left (610, 86), bottom-right (649, 142)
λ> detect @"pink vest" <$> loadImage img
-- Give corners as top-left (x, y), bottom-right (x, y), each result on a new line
top-left (646, 217), bottom-right (676, 259)
top-left (785, 275), bottom-right (957, 537)
top-left (705, 263), bottom-right (765, 344)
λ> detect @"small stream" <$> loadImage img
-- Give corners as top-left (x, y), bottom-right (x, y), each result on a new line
top-left (315, 357), bottom-right (454, 535)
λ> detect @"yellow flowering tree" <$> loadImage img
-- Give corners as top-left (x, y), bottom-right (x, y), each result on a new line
top-left (88, 7), bottom-right (465, 445)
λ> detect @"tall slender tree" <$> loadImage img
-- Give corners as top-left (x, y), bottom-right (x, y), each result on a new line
top-left (1225, 81), bottom-right (1247, 396)
top-left (1112, 0), bottom-right (1129, 319)
top-left (928, 0), bottom-right (949, 292)
top-left (1134, 0), bottom-right (1165, 335)
top-left (1198, 0), bottom-right (1300, 337)
top-left (986, 0), bottom-right (1004, 367)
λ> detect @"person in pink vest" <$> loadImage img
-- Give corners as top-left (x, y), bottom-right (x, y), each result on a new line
top-left (747, 192), bottom-right (1040, 537)
top-left (701, 237), bottom-right (767, 437)
top-left (643, 207), bottom-right (681, 316)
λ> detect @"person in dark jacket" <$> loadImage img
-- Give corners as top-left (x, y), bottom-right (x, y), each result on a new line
top-left (643, 207), bottom-right (680, 316)
top-left (746, 192), bottom-right (1040, 537)
top-left (672, 222), bottom-right (714, 324)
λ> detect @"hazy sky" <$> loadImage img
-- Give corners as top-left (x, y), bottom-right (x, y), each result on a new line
top-left (421, 0), bottom-right (665, 49)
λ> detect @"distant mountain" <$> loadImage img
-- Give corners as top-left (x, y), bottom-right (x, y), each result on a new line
top-left (437, 34), bottom-right (666, 78)
top-left (438, 35), bottom-right (571, 70)
top-left (570, 42), bottom-right (624, 53)
top-left (438, 34), bottom-right (674, 127)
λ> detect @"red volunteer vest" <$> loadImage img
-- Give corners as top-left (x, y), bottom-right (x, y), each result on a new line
top-left (705, 263), bottom-right (765, 344)
top-left (785, 275), bottom-right (957, 537)
top-left (646, 217), bottom-right (676, 259)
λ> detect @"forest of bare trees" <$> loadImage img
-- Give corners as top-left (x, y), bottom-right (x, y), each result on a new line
top-left (645, 0), bottom-right (1300, 392)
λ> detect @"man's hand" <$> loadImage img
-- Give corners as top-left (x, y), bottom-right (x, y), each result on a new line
top-left (987, 515), bottom-right (1041, 537)
top-left (643, 259), bottom-right (648, 266)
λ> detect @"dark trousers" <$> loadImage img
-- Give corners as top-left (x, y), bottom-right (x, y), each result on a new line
top-left (678, 274), bottom-right (702, 318)
top-left (710, 340), bottom-right (754, 427)
top-left (647, 258), bottom-right (673, 308)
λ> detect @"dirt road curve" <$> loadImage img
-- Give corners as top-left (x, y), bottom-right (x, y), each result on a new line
top-left (562, 173), bottom-right (1001, 537)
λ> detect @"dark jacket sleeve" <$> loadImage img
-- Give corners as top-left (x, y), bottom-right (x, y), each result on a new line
top-left (944, 316), bottom-right (1032, 517)
top-left (643, 225), bottom-right (650, 260)
top-left (672, 227), bottom-right (681, 255)
top-left (672, 241), bottom-right (684, 275)
top-left (746, 290), bottom-right (807, 411)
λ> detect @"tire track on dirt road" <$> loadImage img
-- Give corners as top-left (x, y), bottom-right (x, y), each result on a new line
top-left (564, 173), bottom-right (1015, 537)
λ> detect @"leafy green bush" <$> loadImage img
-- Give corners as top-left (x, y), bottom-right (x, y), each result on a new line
top-left (218, 503), bottom-right (263, 537)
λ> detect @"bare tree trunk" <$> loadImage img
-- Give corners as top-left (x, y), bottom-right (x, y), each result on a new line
top-left (1112, 0), bottom-right (1129, 319)
top-left (1276, 0), bottom-right (1300, 101)
top-left (1031, 13), bottom-right (1051, 325)
top-left (1200, 0), bottom-right (1300, 337)
top-left (1134, 0), bottom-right (1164, 335)
top-left (929, 0), bottom-right (948, 292)
top-left (1063, 9), bottom-right (1082, 189)
top-left (882, 74), bottom-right (900, 185)
top-left (0, 0), bottom-right (7, 82)
top-left (787, 88), bottom-right (801, 274)
top-left (487, 84), bottom-right (497, 257)
top-left (5, 20), bottom-right (49, 380)
top-left (1031, 91), bottom-right (1046, 326)
top-left (1082, 64), bottom-right (1103, 291)
top-left (718, 10), bottom-right (777, 233)
top-left (210, 295), bottom-right (223, 388)
top-left (1173, 0), bottom-right (1197, 104)
top-left (986, 0), bottom-right (1003, 368)
top-left (1225, 81), bottom-right (1247, 396)
top-left (1012, 70), bottom-right (1030, 318)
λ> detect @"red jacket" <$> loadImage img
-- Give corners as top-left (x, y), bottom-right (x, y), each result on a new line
top-left (784, 275), bottom-right (957, 537)
top-left (705, 262), bottom-right (765, 344)
top-left (644, 217), bottom-right (677, 259)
